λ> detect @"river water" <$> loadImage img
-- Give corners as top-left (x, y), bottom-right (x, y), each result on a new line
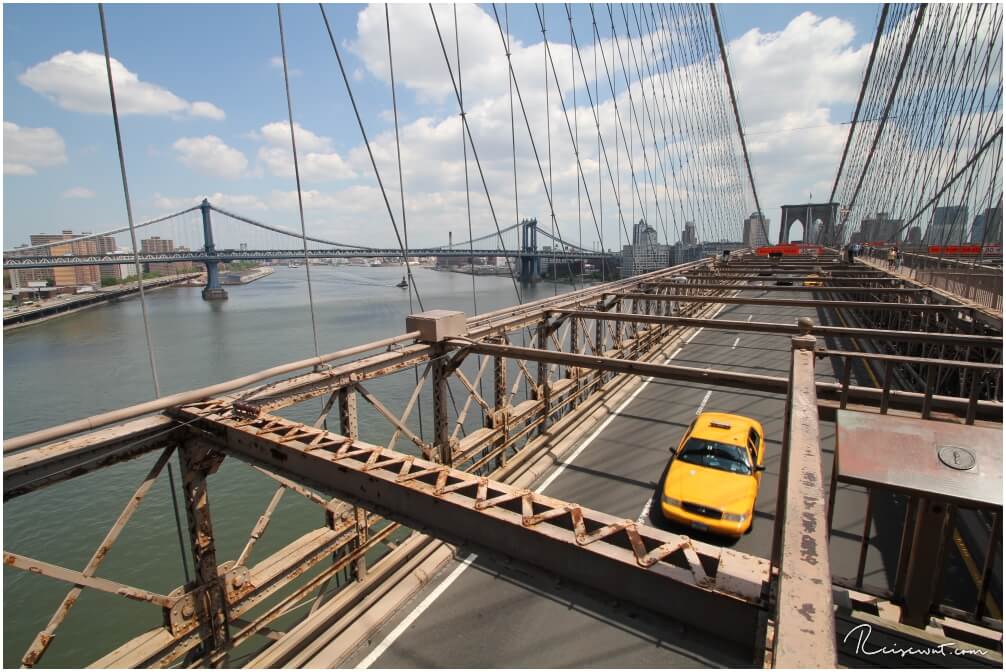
top-left (3, 265), bottom-right (566, 667)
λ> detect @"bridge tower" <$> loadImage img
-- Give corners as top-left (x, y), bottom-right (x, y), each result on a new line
top-left (200, 199), bottom-right (228, 301)
top-left (778, 202), bottom-right (840, 246)
top-left (519, 218), bottom-right (540, 283)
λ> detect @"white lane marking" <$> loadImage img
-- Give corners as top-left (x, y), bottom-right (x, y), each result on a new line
top-left (695, 390), bottom-right (712, 416)
top-left (536, 345), bottom-right (681, 493)
top-left (747, 314), bottom-right (753, 322)
top-left (357, 334), bottom-right (695, 668)
top-left (731, 336), bottom-right (740, 350)
top-left (685, 327), bottom-right (704, 344)
top-left (356, 554), bottom-right (478, 669)
top-left (636, 496), bottom-right (653, 524)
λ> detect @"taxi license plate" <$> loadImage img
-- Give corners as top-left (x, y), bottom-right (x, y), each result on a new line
top-left (691, 522), bottom-right (708, 532)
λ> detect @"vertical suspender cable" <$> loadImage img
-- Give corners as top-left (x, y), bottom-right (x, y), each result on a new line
top-left (386, 5), bottom-right (425, 443)
top-left (277, 4), bottom-right (322, 360)
top-left (319, 3), bottom-right (425, 310)
top-left (98, 3), bottom-right (160, 399)
top-left (710, 4), bottom-right (767, 247)
top-left (454, 5), bottom-right (486, 423)
top-left (455, 6), bottom-right (478, 318)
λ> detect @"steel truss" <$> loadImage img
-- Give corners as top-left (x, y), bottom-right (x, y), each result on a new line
top-left (3, 253), bottom-right (1002, 668)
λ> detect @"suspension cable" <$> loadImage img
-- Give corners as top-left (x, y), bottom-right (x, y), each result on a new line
top-left (319, 3), bottom-right (425, 310)
top-left (386, 5), bottom-right (425, 443)
top-left (710, 4), bottom-right (766, 246)
top-left (277, 4), bottom-right (322, 360)
top-left (98, 3), bottom-right (160, 399)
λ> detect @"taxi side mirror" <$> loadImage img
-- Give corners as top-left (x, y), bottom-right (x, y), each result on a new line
top-left (755, 464), bottom-right (766, 472)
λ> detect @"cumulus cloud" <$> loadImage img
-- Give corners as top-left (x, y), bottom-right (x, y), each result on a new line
top-left (268, 56), bottom-right (302, 77)
top-left (153, 191), bottom-right (268, 211)
top-left (19, 51), bottom-right (225, 119)
top-left (4, 121), bottom-right (67, 175)
top-left (727, 12), bottom-right (871, 236)
top-left (255, 121), bottom-right (356, 181)
top-left (173, 136), bottom-right (248, 179)
top-left (62, 186), bottom-right (95, 199)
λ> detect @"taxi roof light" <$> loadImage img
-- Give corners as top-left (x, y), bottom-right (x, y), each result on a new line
top-left (709, 420), bottom-right (732, 430)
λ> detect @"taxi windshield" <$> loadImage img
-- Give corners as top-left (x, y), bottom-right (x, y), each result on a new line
top-left (677, 437), bottom-right (753, 476)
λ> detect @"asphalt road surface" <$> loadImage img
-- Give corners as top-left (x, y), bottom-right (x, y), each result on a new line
top-left (341, 288), bottom-right (994, 668)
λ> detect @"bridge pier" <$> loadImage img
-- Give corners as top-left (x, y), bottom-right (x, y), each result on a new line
top-left (199, 199), bottom-right (228, 301)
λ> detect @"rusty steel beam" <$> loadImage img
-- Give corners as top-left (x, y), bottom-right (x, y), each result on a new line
top-left (454, 336), bottom-right (1002, 420)
top-left (171, 399), bottom-right (769, 651)
top-left (3, 414), bottom-right (182, 500)
top-left (643, 282), bottom-right (927, 294)
top-left (20, 445), bottom-right (177, 667)
top-left (771, 330), bottom-right (837, 667)
top-left (816, 349), bottom-right (1003, 370)
top-left (3, 333), bottom-right (422, 454)
top-left (3, 551), bottom-right (175, 607)
top-left (553, 310), bottom-right (1003, 347)
top-left (178, 441), bottom-right (231, 660)
top-left (615, 293), bottom-right (974, 312)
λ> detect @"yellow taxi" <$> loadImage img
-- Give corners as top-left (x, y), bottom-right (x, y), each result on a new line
top-left (803, 273), bottom-right (822, 287)
top-left (660, 412), bottom-right (765, 538)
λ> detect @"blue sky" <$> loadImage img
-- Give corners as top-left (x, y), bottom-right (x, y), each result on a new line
top-left (4, 3), bottom-right (881, 249)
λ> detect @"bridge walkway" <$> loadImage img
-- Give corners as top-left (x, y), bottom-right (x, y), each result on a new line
top-left (336, 287), bottom-right (867, 668)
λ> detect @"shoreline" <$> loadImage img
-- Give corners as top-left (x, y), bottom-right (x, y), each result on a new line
top-left (3, 273), bottom-right (200, 332)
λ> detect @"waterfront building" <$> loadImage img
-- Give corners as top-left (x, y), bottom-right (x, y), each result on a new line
top-left (12, 231), bottom-right (101, 289)
top-left (742, 212), bottom-right (770, 249)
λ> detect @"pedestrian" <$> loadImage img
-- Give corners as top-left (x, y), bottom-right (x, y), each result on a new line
top-left (887, 247), bottom-right (897, 269)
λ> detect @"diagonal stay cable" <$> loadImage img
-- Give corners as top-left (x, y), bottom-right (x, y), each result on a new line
top-left (277, 4), bottom-right (322, 360)
top-left (829, 4), bottom-right (890, 206)
top-left (98, 3), bottom-right (160, 399)
top-left (534, 4), bottom-right (621, 260)
top-left (710, 3), bottom-right (766, 246)
top-left (488, 3), bottom-right (580, 290)
top-left (428, 3), bottom-right (522, 303)
top-left (319, 3), bottom-right (424, 310)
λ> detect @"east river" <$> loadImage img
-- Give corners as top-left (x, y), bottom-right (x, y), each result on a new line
top-left (3, 265), bottom-right (569, 667)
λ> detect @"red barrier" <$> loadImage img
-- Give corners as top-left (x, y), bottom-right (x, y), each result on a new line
top-left (755, 244), bottom-right (824, 256)
top-left (927, 245), bottom-right (983, 255)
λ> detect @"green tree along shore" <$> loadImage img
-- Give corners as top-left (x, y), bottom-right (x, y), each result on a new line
top-left (101, 272), bottom-right (164, 287)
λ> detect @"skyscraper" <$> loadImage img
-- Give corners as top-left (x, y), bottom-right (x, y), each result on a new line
top-left (859, 212), bottom-right (904, 243)
top-left (970, 206), bottom-right (1003, 245)
top-left (622, 219), bottom-right (668, 277)
top-left (682, 221), bottom-right (698, 246)
top-left (924, 206), bottom-right (969, 246)
top-left (743, 212), bottom-right (770, 248)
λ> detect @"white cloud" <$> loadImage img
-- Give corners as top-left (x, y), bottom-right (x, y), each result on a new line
top-left (19, 51), bottom-right (225, 119)
top-left (189, 101), bottom-right (226, 120)
top-left (173, 136), bottom-right (248, 179)
top-left (3, 121), bottom-right (67, 175)
top-left (255, 121), bottom-right (356, 181)
top-left (152, 192), bottom-right (268, 211)
top-left (268, 56), bottom-right (302, 77)
top-left (62, 186), bottom-right (95, 199)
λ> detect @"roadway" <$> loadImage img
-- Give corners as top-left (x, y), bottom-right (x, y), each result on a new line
top-left (339, 286), bottom-right (990, 668)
